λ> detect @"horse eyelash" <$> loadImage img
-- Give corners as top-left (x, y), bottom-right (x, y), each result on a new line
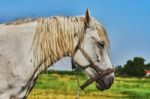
top-left (97, 42), bottom-right (105, 48)
top-left (91, 36), bottom-right (105, 48)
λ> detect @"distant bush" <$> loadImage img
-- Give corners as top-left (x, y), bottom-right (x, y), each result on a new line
top-left (116, 57), bottom-right (150, 77)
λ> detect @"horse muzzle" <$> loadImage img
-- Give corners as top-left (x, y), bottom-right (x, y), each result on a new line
top-left (96, 76), bottom-right (114, 91)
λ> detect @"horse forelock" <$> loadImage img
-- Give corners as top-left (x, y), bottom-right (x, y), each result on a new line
top-left (32, 16), bottom-right (109, 71)
top-left (95, 22), bottom-right (110, 50)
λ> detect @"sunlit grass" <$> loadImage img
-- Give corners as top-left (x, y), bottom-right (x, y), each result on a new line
top-left (28, 72), bottom-right (150, 99)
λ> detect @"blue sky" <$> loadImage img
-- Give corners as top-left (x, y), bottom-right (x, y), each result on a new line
top-left (0, 0), bottom-right (150, 69)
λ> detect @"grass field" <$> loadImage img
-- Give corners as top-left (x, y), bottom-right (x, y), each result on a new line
top-left (28, 71), bottom-right (150, 99)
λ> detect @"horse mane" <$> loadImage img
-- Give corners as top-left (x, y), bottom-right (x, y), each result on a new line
top-left (32, 16), bottom-right (109, 71)
top-left (5, 18), bottom-right (35, 25)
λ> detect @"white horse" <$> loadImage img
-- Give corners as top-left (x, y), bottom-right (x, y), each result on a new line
top-left (0, 9), bottom-right (114, 99)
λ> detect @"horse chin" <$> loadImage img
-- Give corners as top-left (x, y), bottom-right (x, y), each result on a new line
top-left (96, 76), bottom-right (114, 91)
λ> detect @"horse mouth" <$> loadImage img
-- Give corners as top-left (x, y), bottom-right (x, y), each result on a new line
top-left (96, 76), bottom-right (114, 91)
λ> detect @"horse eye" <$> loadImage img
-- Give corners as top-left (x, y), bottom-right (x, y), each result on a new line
top-left (97, 42), bottom-right (104, 48)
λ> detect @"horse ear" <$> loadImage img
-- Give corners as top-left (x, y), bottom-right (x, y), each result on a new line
top-left (84, 8), bottom-right (91, 27)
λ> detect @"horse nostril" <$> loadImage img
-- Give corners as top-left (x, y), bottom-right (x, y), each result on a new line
top-left (107, 77), bottom-right (114, 88)
top-left (96, 77), bottom-right (114, 91)
top-left (97, 59), bottom-right (100, 62)
top-left (96, 81), bottom-right (105, 91)
top-left (109, 77), bottom-right (114, 83)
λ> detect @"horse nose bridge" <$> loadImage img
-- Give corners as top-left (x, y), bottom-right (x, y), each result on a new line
top-left (96, 62), bottom-right (113, 72)
top-left (105, 73), bottom-right (115, 79)
top-left (104, 68), bottom-right (115, 77)
top-left (102, 53), bottom-right (113, 69)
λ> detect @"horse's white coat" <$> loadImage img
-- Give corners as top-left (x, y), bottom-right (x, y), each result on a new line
top-left (0, 22), bottom-right (37, 98)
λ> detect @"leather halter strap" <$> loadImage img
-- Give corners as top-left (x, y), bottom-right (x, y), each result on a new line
top-left (72, 28), bottom-right (115, 90)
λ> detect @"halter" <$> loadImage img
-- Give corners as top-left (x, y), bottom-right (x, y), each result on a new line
top-left (72, 25), bottom-right (115, 91)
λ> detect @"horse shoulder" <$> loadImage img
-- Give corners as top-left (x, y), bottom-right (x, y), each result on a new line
top-left (0, 22), bottom-right (38, 98)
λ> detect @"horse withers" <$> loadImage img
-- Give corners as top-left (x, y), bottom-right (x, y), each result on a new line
top-left (0, 9), bottom-right (114, 99)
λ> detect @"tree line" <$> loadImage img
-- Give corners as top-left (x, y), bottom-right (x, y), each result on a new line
top-left (115, 57), bottom-right (150, 77)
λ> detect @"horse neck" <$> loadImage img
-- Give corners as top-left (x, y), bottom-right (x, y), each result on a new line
top-left (32, 17), bottom-right (86, 74)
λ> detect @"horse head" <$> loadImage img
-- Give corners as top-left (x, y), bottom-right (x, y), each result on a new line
top-left (73, 9), bottom-right (114, 91)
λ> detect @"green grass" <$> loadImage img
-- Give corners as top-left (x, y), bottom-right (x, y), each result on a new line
top-left (28, 71), bottom-right (150, 99)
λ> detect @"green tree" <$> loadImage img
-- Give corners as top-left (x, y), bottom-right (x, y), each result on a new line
top-left (124, 57), bottom-right (145, 77)
top-left (115, 65), bottom-right (124, 76)
top-left (144, 63), bottom-right (150, 69)
top-left (133, 57), bottom-right (145, 66)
